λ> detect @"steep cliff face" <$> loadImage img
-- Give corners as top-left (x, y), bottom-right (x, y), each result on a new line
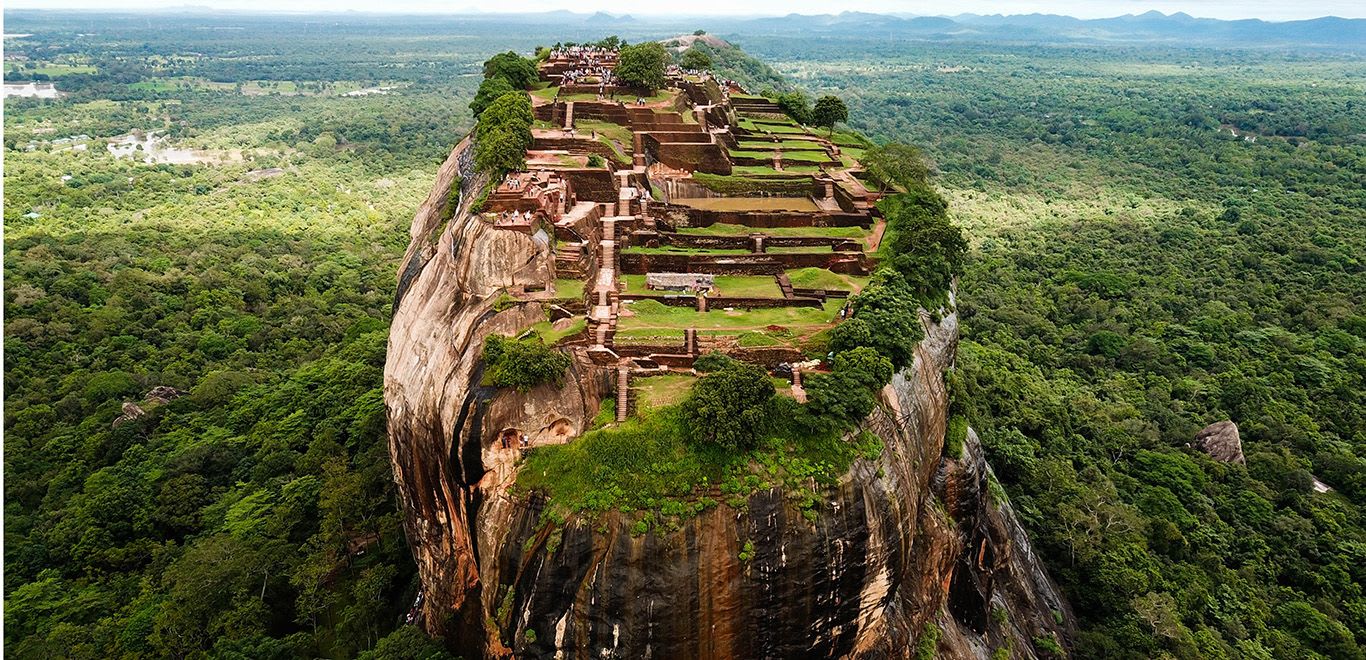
top-left (385, 141), bottom-right (1073, 658)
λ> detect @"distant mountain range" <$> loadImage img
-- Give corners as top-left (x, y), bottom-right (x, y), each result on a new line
top-left (4, 7), bottom-right (1361, 49)
top-left (727, 10), bottom-right (1364, 48)
top-left (450, 9), bottom-right (1363, 49)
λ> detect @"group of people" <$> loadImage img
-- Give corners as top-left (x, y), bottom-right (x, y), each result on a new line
top-left (494, 209), bottom-right (537, 226)
top-left (548, 45), bottom-right (616, 62)
top-left (560, 66), bottom-right (614, 86)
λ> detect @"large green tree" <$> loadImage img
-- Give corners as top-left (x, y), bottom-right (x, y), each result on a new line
top-left (861, 143), bottom-right (931, 191)
top-left (680, 47), bottom-right (712, 71)
top-left (481, 51), bottom-right (539, 89)
top-left (811, 95), bottom-right (848, 134)
top-left (683, 362), bottom-right (775, 450)
top-left (474, 91), bottom-right (533, 174)
top-left (469, 77), bottom-right (516, 117)
top-left (880, 187), bottom-right (967, 298)
top-left (615, 42), bottom-right (668, 92)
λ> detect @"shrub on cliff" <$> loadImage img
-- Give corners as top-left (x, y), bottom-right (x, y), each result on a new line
top-left (474, 91), bottom-right (533, 174)
top-left (470, 76), bottom-right (516, 118)
top-left (804, 347), bottom-right (893, 427)
top-left (683, 362), bottom-right (775, 450)
top-left (481, 51), bottom-right (539, 89)
top-left (482, 335), bottom-right (571, 392)
top-left (880, 187), bottom-right (967, 299)
top-left (616, 42), bottom-right (668, 92)
top-left (828, 271), bottom-right (925, 370)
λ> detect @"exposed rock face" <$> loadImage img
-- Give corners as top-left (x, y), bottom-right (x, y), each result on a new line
top-left (112, 402), bottom-right (147, 428)
top-left (112, 386), bottom-right (186, 427)
top-left (385, 140), bottom-right (1073, 658)
top-left (1194, 420), bottom-right (1245, 464)
top-left (145, 385), bottom-right (185, 404)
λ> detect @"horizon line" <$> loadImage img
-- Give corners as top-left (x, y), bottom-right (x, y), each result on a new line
top-left (3, 7), bottom-right (1361, 22)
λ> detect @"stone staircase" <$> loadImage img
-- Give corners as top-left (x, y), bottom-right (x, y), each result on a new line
top-left (554, 242), bottom-right (588, 278)
top-left (776, 273), bottom-right (795, 299)
top-left (615, 365), bottom-right (631, 422)
top-left (589, 216), bottom-right (623, 350)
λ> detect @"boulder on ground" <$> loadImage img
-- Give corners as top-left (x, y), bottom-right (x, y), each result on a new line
top-left (145, 385), bottom-right (185, 404)
top-left (112, 402), bottom-right (147, 428)
top-left (1194, 420), bottom-right (1244, 464)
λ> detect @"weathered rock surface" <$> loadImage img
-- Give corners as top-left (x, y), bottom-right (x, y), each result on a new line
top-left (1194, 420), bottom-right (1245, 464)
top-left (112, 401), bottom-right (147, 428)
top-left (385, 140), bottom-right (1074, 658)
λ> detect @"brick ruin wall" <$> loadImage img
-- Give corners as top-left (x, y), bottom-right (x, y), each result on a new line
top-left (643, 136), bottom-right (733, 175)
top-left (619, 252), bottom-right (871, 275)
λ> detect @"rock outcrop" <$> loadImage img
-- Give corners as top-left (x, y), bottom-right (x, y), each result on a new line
top-left (1193, 420), bottom-right (1245, 464)
top-left (111, 386), bottom-right (186, 427)
top-left (385, 140), bottom-right (1073, 658)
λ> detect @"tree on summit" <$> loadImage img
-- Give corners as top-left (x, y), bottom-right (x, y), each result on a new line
top-left (470, 76), bottom-right (515, 117)
top-left (481, 51), bottom-right (539, 89)
top-left (812, 95), bottom-right (848, 135)
top-left (616, 42), bottom-right (669, 93)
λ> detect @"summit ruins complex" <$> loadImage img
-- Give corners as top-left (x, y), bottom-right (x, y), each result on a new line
top-left (482, 44), bottom-right (887, 422)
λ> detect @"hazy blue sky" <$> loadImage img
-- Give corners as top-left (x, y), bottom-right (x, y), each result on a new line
top-left (4, 0), bottom-right (1360, 21)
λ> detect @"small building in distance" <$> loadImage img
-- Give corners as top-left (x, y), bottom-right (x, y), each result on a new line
top-left (646, 272), bottom-right (714, 293)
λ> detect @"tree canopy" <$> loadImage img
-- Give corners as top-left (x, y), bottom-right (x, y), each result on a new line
top-left (474, 91), bottom-right (533, 174)
top-left (481, 335), bottom-right (572, 392)
top-left (774, 90), bottom-right (811, 125)
top-left (680, 47), bottom-right (712, 71)
top-left (683, 362), bottom-right (775, 450)
top-left (615, 42), bottom-right (669, 92)
top-left (811, 95), bottom-right (848, 132)
top-left (861, 143), bottom-right (931, 191)
top-left (469, 76), bottom-right (516, 118)
top-left (481, 51), bottom-right (539, 89)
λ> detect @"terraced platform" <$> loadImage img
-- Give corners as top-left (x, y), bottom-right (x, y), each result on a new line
top-left (488, 46), bottom-right (887, 420)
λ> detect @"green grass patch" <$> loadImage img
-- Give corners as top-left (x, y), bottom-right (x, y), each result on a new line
top-left (690, 172), bottom-right (812, 196)
top-left (553, 278), bottom-right (585, 300)
top-left (528, 318), bottom-right (587, 345)
top-left (779, 150), bottom-right (834, 163)
top-left (677, 223), bottom-right (866, 239)
top-left (632, 374), bottom-right (696, 409)
top-left (613, 327), bottom-right (685, 344)
top-left (738, 139), bottom-right (827, 151)
top-left (830, 131), bottom-right (872, 148)
top-left (574, 119), bottom-right (633, 146)
top-left (515, 399), bottom-right (885, 518)
top-left (713, 275), bottom-right (782, 298)
top-left (733, 164), bottom-right (819, 175)
top-left (728, 149), bottom-right (779, 159)
top-left (619, 298), bottom-right (843, 332)
top-left (620, 245), bottom-right (751, 256)
top-left (22, 63), bottom-right (98, 76)
top-left (738, 331), bottom-right (784, 347)
top-left (619, 274), bottom-right (650, 295)
top-left (787, 267), bottom-right (869, 292)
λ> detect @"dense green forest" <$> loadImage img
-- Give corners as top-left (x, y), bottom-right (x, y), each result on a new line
top-left (5, 11), bottom-right (1364, 659)
top-left (746, 37), bottom-right (1366, 659)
